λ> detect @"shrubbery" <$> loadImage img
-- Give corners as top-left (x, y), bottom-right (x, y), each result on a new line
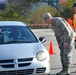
top-left (0, 4), bottom-right (25, 22)
top-left (0, 0), bottom-right (75, 28)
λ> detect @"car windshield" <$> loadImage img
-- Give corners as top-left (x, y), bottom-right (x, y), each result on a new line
top-left (0, 26), bottom-right (38, 44)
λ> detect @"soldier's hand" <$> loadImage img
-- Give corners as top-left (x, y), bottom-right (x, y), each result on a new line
top-left (63, 42), bottom-right (68, 48)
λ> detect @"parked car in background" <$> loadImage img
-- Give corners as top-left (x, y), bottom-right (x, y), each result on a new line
top-left (0, 21), bottom-right (50, 75)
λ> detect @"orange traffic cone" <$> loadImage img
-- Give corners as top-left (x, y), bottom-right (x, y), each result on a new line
top-left (48, 41), bottom-right (56, 55)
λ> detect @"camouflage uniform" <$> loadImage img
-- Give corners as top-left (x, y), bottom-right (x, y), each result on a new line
top-left (51, 17), bottom-right (75, 67)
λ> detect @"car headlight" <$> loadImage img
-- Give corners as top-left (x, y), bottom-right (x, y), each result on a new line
top-left (36, 51), bottom-right (47, 61)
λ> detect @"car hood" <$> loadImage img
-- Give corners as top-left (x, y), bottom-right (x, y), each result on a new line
top-left (0, 43), bottom-right (43, 60)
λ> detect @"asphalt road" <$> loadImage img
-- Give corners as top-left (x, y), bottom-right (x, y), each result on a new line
top-left (32, 29), bottom-right (76, 75)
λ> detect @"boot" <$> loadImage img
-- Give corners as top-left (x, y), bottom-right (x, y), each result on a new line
top-left (56, 66), bottom-right (70, 75)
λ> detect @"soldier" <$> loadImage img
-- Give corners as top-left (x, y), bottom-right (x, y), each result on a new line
top-left (42, 13), bottom-right (75, 75)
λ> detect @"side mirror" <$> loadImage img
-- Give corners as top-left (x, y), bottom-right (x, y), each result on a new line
top-left (39, 37), bottom-right (46, 43)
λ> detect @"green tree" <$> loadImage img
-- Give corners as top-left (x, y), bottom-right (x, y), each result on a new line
top-left (26, 6), bottom-right (59, 24)
top-left (0, 0), bottom-right (75, 24)
top-left (59, 0), bottom-right (74, 19)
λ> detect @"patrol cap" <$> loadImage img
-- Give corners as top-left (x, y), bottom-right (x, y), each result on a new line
top-left (73, 2), bottom-right (76, 7)
top-left (42, 13), bottom-right (52, 21)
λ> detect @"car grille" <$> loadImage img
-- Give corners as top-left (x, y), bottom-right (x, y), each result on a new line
top-left (0, 58), bottom-right (33, 68)
top-left (0, 69), bottom-right (34, 75)
top-left (0, 58), bottom-right (47, 75)
top-left (36, 67), bottom-right (46, 73)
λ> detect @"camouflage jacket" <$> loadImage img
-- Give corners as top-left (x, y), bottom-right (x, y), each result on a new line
top-left (51, 17), bottom-right (75, 45)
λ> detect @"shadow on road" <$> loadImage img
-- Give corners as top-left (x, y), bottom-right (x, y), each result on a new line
top-left (50, 65), bottom-right (76, 75)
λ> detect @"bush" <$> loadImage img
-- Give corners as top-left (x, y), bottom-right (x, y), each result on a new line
top-left (0, 0), bottom-right (75, 29)
top-left (0, 3), bottom-right (25, 21)
top-left (25, 6), bottom-right (60, 24)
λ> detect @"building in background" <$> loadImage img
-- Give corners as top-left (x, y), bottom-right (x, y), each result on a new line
top-left (31, 0), bottom-right (60, 10)
top-left (0, 0), bottom-right (60, 10)
top-left (0, 0), bottom-right (8, 10)
top-left (48, 0), bottom-right (59, 6)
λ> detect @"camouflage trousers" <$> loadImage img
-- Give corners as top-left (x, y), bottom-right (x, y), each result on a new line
top-left (59, 42), bottom-right (74, 67)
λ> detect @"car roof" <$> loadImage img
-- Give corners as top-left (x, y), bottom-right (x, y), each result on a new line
top-left (0, 21), bottom-right (26, 26)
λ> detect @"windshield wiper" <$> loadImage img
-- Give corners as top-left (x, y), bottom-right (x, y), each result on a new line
top-left (2, 40), bottom-right (34, 44)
